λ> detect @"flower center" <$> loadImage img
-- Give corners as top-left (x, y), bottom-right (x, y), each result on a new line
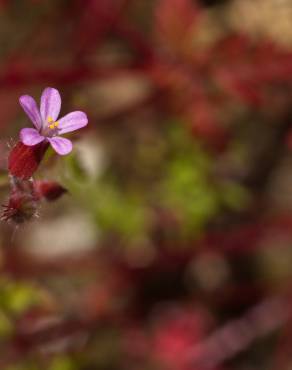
top-left (43, 116), bottom-right (59, 137)
top-left (47, 116), bottom-right (59, 130)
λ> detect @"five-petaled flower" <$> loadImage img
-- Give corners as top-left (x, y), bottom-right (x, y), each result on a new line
top-left (19, 87), bottom-right (88, 155)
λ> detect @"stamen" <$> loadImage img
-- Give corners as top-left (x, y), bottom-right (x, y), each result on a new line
top-left (47, 119), bottom-right (59, 130)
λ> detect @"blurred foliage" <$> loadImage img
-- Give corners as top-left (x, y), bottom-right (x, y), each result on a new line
top-left (64, 124), bottom-right (248, 242)
top-left (1, 0), bottom-right (292, 369)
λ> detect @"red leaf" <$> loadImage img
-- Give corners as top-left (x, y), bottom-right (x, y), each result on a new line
top-left (73, 0), bottom-right (126, 57)
top-left (189, 100), bottom-right (229, 152)
top-left (155, 0), bottom-right (200, 55)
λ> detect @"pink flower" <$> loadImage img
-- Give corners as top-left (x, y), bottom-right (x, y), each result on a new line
top-left (19, 87), bottom-right (88, 155)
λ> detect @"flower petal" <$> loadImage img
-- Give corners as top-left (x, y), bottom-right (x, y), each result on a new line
top-left (58, 111), bottom-right (88, 134)
top-left (19, 95), bottom-right (42, 130)
top-left (48, 136), bottom-right (73, 156)
top-left (40, 87), bottom-right (61, 123)
top-left (20, 128), bottom-right (45, 146)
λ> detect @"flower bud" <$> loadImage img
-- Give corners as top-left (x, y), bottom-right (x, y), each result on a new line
top-left (1, 189), bottom-right (37, 224)
top-left (34, 180), bottom-right (67, 201)
top-left (8, 141), bottom-right (49, 180)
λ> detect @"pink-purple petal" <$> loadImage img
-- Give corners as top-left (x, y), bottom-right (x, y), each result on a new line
top-left (48, 136), bottom-right (73, 155)
top-left (40, 87), bottom-right (61, 123)
top-left (19, 95), bottom-right (42, 130)
top-left (20, 128), bottom-right (45, 146)
top-left (57, 111), bottom-right (88, 134)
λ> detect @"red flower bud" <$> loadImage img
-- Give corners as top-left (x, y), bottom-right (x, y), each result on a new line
top-left (34, 180), bottom-right (67, 201)
top-left (8, 141), bottom-right (49, 180)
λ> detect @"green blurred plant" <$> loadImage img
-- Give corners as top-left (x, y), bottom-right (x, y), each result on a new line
top-left (63, 124), bottom-right (249, 242)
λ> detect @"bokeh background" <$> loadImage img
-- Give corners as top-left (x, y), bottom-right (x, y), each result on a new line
top-left (2, 0), bottom-right (292, 369)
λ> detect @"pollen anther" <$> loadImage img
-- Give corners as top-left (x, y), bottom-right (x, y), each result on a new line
top-left (48, 120), bottom-right (59, 129)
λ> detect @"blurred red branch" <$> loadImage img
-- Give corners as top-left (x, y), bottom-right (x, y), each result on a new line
top-left (0, 64), bottom-right (148, 87)
top-left (188, 297), bottom-right (291, 369)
